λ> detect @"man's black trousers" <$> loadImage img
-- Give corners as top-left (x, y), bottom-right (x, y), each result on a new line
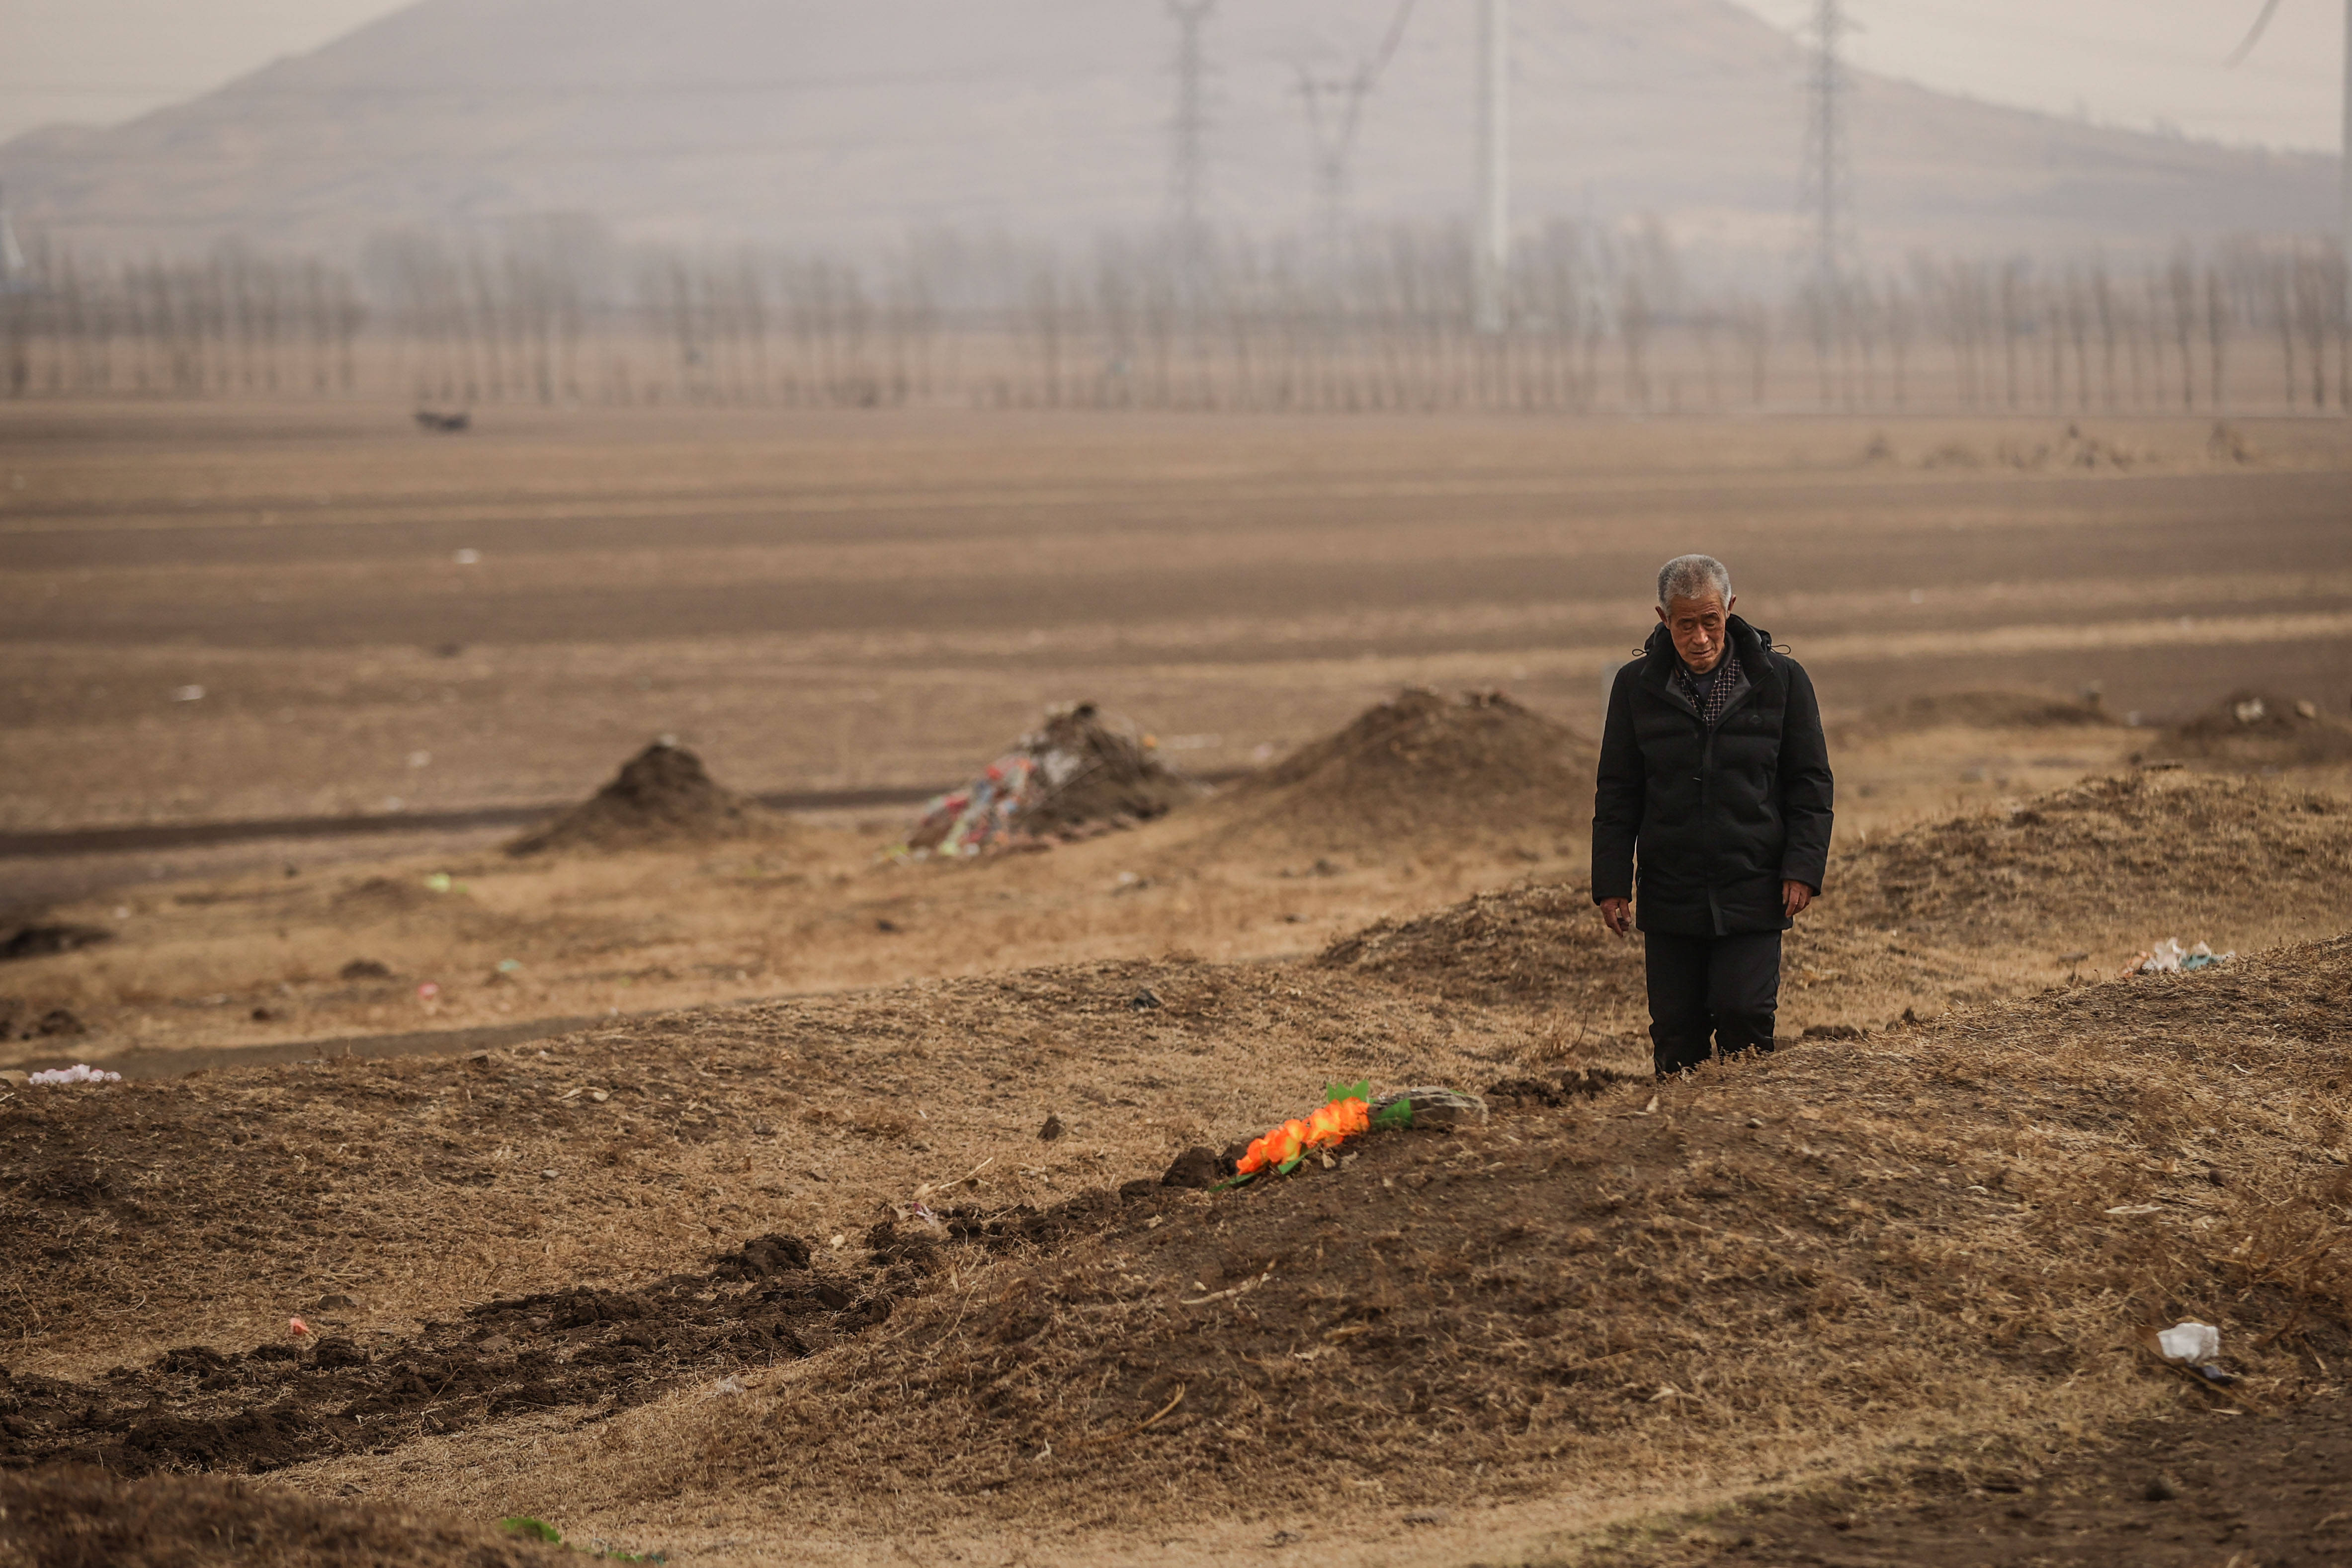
top-left (1643, 929), bottom-right (1781, 1075)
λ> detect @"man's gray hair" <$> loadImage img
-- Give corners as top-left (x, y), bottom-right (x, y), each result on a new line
top-left (1657, 554), bottom-right (1732, 608)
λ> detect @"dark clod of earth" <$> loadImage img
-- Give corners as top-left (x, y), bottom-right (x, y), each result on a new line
top-left (0, 1233), bottom-right (899, 1479)
top-left (0, 925), bottom-right (114, 963)
top-left (0, 1001), bottom-right (86, 1041)
top-left (1158, 1146), bottom-right (1229, 1189)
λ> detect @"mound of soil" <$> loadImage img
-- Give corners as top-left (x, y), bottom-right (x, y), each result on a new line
top-left (1319, 882), bottom-right (1637, 1011)
top-left (1197, 688), bottom-right (1595, 859)
top-left (1841, 771), bottom-right (2352, 941)
top-left (508, 742), bottom-right (780, 856)
top-left (2144, 689), bottom-right (2352, 770)
top-left (0, 1465), bottom-right (560, 1568)
top-left (664, 938), bottom-right (2352, 1527)
top-left (1847, 689), bottom-right (2113, 736)
top-left (907, 703), bottom-right (1202, 855)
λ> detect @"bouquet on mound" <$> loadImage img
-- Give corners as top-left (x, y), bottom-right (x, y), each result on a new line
top-left (1222, 1080), bottom-right (1477, 1187)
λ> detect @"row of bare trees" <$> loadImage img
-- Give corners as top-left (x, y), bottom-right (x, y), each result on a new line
top-left (4, 223), bottom-right (2344, 414)
top-left (1, 238), bottom-right (364, 399)
top-left (1802, 239), bottom-right (2350, 414)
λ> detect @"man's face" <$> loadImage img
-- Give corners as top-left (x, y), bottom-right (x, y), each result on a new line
top-left (1658, 591), bottom-right (1735, 674)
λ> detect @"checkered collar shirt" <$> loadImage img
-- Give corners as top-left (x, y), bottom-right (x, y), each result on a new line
top-left (1674, 652), bottom-right (1747, 728)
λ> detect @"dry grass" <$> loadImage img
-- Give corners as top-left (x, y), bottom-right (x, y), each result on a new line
top-left (5, 768), bottom-right (2351, 1566)
top-left (260, 935), bottom-right (2352, 1567)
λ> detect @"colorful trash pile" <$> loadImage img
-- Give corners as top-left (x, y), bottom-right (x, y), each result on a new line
top-left (901, 703), bottom-right (1203, 858)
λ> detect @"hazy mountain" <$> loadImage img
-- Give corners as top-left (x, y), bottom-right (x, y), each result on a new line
top-left (0, 0), bottom-right (2332, 266)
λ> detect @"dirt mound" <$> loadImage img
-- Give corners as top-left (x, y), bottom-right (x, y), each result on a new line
top-left (629, 937), bottom-right (2352, 1528)
top-left (0, 1465), bottom-right (560, 1568)
top-left (1846, 688), bottom-right (2113, 736)
top-left (2143, 689), bottom-right (2352, 769)
top-left (1195, 688), bottom-right (1595, 859)
top-left (1840, 771), bottom-right (2352, 942)
top-left (1319, 882), bottom-right (1636, 1012)
top-left (906, 703), bottom-right (1202, 856)
top-left (508, 741), bottom-right (780, 855)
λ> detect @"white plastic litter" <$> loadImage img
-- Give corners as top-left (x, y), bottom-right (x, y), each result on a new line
top-left (28, 1064), bottom-right (121, 1087)
top-left (2156, 1320), bottom-right (2220, 1364)
top-left (2140, 938), bottom-right (2234, 975)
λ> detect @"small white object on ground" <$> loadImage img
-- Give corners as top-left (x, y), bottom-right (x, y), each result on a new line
top-left (2157, 1320), bottom-right (2221, 1363)
top-left (453, 549), bottom-right (482, 565)
top-left (2140, 939), bottom-right (2234, 975)
top-left (713, 1375), bottom-right (749, 1396)
top-left (28, 1065), bottom-right (121, 1087)
top-left (172, 685), bottom-right (204, 702)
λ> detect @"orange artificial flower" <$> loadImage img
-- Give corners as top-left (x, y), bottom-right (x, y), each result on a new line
top-left (1233, 1097), bottom-right (1372, 1176)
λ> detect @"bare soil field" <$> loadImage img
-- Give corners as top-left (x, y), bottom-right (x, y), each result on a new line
top-left (2, 403), bottom-right (2349, 840)
top-left (2, 403), bottom-right (2351, 1565)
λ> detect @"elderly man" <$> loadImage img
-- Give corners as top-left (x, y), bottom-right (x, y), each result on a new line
top-left (1592, 555), bottom-right (1834, 1076)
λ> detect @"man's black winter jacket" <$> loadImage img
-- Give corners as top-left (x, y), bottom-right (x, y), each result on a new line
top-left (1591, 615), bottom-right (1834, 936)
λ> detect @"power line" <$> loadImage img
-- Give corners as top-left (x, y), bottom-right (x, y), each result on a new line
top-left (1292, 0), bottom-right (1418, 271)
top-left (2227, 0), bottom-right (2352, 348)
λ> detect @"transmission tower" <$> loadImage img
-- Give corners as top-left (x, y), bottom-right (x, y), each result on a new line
top-left (1796, 0), bottom-right (1856, 377)
top-left (1472, 0), bottom-right (1511, 335)
top-left (1167, 0), bottom-right (1215, 290)
top-left (0, 184), bottom-right (25, 290)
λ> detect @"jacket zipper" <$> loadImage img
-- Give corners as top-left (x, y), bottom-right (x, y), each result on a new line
top-left (1701, 663), bottom-right (1760, 936)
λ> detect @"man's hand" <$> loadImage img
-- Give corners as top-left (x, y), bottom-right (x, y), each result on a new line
top-left (1783, 880), bottom-right (1815, 920)
top-left (1599, 897), bottom-right (1632, 936)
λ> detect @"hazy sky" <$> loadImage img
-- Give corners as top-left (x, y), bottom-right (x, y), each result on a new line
top-left (1, 0), bottom-right (2343, 152)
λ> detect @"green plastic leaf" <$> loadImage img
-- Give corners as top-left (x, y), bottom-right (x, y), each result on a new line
top-left (500, 1517), bottom-right (562, 1543)
top-left (1323, 1079), bottom-right (1371, 1106)
top-left (1213, 1170), bottom-right (1257, 1191)
top-left (1372, 1098), bottom-right (1414, 1131)
top-left (1276, 1154), bottom-right (1304, 1175)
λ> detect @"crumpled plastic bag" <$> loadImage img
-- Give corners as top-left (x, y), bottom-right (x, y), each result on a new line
top-left (2148, 1320), bottom-right (2239, 1385)
top-left (2156, 1320), bottom-right (2219, 1363)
